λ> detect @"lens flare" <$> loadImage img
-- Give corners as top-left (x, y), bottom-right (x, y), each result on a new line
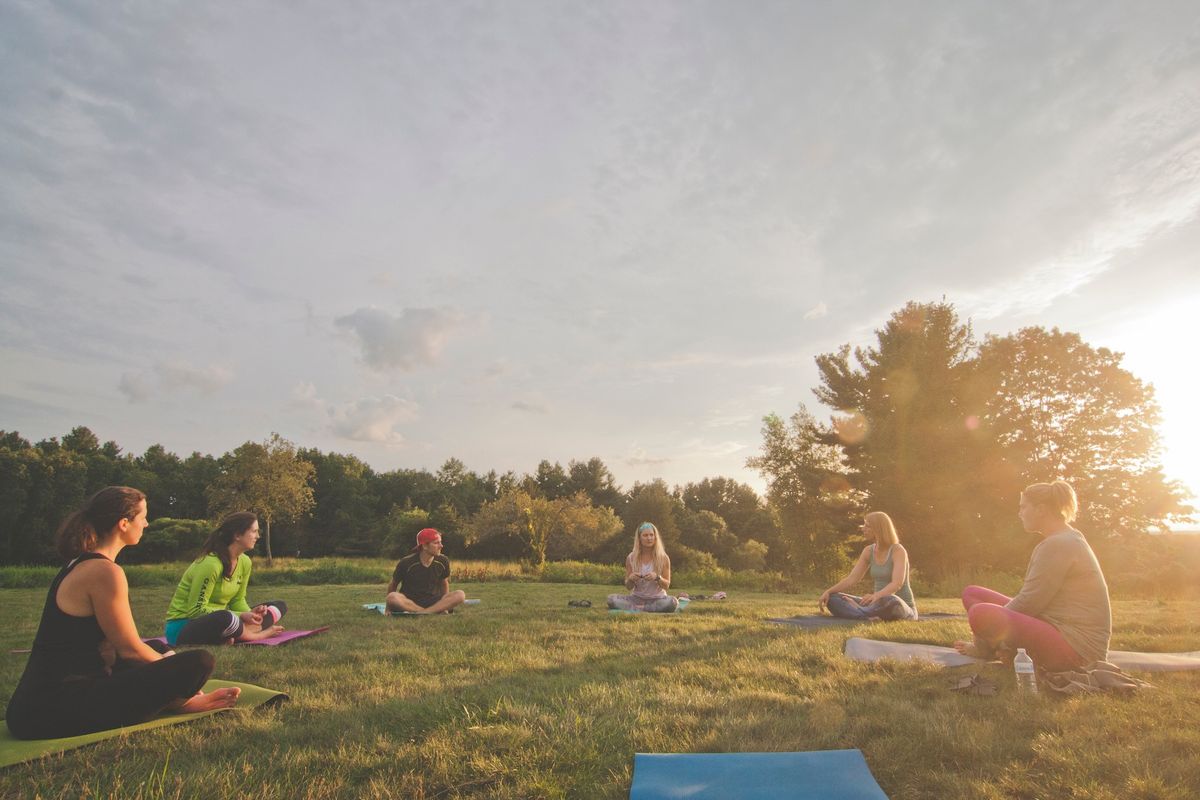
top-left (833, 411), bottom-right (869, 445)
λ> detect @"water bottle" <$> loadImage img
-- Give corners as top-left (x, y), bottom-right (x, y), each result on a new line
top-left (1013, 648), bottom-right (1038, 694)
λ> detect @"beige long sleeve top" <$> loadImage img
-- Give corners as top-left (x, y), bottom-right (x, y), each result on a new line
top-left (1007, 529), bottom-right (1112, 664)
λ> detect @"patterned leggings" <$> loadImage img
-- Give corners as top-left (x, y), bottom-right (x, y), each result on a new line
top-left (606, 594), bottom-right (679, 612)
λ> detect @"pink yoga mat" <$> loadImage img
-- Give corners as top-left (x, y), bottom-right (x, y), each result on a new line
top-left (146, 626), bottom-right (330, 648)
top-left (10, 626), bottom-right (329, 654)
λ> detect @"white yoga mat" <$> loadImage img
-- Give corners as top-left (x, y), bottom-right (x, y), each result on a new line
top-left (843, 638), bottom-right (1200, 672)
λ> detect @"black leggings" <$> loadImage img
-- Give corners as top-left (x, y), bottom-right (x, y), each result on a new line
top-left (175, 600), bottom-right (288, 645)
top-left (5, 649), bottom-right (215, 740)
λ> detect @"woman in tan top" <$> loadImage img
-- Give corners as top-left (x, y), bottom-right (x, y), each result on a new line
top-left (954, 481), bottom-right (1111, 670)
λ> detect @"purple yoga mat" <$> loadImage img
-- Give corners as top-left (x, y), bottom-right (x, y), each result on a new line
top-left (145, 626), bottom-right (330, 648)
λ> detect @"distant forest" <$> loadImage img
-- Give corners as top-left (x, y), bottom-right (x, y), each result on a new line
top-left (2, 302), bottom-right (1193, 583)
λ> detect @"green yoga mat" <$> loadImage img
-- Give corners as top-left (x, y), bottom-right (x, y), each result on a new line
top-left (0, 679), bottom-right (287, 768)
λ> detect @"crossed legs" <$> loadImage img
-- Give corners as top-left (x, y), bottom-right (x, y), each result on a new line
top-left (386, 590), bottom-right (466, 614)
top-left (955, 585), bottom-right (1083, 671)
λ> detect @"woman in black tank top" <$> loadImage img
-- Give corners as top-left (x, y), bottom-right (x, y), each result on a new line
top-left (5, 487), bottom-right (241, 739)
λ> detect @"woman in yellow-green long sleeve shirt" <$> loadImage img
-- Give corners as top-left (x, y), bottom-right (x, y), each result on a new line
top-left (164, 512), bottom-right (287, 646)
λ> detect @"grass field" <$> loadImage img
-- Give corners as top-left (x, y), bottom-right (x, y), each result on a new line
top-left (2, 581), bottom-right (1198, 799)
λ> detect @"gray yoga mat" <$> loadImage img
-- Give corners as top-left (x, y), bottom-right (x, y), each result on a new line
top-left (766, 612), bottom-right (961, 630)
top-left (843, 637), bottom-right (1200, 671)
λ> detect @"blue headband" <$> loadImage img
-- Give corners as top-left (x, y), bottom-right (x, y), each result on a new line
top-left (637, 523), bottom-right (655, 533)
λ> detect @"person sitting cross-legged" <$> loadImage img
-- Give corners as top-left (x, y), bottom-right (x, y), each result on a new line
top-left (385, 528), bottom-right (467, 614)
top-left (818, 511), bottom-right (918, 622)
top-left (164, 512), bottom-right (287, 646)
top-left (953, 480), bottom-right (1110, 671)
top-left (606, 522), bottom-right (680, 613)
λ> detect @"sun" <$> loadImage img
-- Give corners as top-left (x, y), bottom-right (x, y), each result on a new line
top-left (1100, 295), bottom-right (1200, 512)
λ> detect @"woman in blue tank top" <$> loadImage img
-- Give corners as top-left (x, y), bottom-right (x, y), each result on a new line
top-left (818, 511), bottom-right (918, 621)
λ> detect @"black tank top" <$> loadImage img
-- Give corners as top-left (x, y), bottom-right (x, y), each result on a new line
top-left (21, 552), bottom-right (109, 687)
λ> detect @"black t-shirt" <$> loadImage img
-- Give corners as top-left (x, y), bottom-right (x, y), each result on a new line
top-left (391, 553), bottom-right (451, 601)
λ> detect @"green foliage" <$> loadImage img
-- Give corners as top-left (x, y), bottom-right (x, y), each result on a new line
top-left (118, 518), bottom-right (210, 564)
top-left (466, 489), bottom-right (623, 566)
top-left (727, 538), bottom-right (769, 572)
top-left (748, 407), bottom-right (860, 580)
top-left (207, 433), bottom-right (316, 564)
top-left (975, 327), bottom-right (1194, 539)
top-left (760, 300), bottom-right (1195, 580)
top-left (812, 301), bottom-right (986, 576)
top-left (670, 543), bottom-right (720, 573)
top-left (377, 506), bottom-right (432, 558)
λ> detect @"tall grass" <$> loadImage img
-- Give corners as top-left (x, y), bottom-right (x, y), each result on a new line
top-left (3, 550), bottom-right (1197, 598)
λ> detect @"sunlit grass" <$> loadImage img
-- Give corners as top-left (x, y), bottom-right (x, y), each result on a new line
top-left (2, 583), bottom-right (1197, 799)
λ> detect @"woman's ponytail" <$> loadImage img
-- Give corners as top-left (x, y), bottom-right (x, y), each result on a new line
top-left (55, 486), bottom-right (147, 560)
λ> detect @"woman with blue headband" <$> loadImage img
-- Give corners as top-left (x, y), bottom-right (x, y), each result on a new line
top-left (607, 522), bottom-right (680, 613)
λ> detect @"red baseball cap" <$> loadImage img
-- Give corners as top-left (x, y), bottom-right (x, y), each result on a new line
top-left (416, 528), bottom-right (442, 546)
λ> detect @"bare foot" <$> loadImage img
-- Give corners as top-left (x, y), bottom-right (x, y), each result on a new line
top-left (180, 687), bottom-right (241, 714)
top-left (238, 625), bottom-right (284, 642)
top-left (954, 640), bottom-right (986, 658)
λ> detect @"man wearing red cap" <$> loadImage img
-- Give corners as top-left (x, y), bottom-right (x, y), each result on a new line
top-left (385, 528), bottom-right (467, 614)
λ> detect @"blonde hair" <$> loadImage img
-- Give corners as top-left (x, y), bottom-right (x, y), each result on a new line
top-left (1022, 480), bottom-right (1078, 523)
top-left (864, 511), bottom-right (899, 546)
top-left (630, 522), bottom-right (668, 575)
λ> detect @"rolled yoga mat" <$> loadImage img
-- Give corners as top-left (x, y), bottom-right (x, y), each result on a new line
top-left (629, 749), bottom-right (889, 800)
top-left (0, 679), bottom-right (287, 768)
top-left (843, 637), bottom-right (1200, 672)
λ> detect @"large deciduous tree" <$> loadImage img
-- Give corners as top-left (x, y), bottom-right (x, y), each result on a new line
top-left (466, 490), bottom-right (621, 566)
top-left (206, 433), bottom-right (315, 565)
top-left (976, 327), bottom-right (1193, 541)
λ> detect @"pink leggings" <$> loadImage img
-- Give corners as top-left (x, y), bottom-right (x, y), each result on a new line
top-left (961, 586), bottom-right (1083, 671)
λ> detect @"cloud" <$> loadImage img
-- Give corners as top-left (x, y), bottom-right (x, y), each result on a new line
top-left (704, 413), bottom-right (755, 429)
top-left (154, 361), bottom-right (234, 394)
top-left (335, 307), bottom-right (466, 371)
top-left (803, 302), bottom-right (828, 320)
top-left (117, 372), bottom-right (155, 403)
top-left (511, 399), bottom-right (550, 414)
top-left (330, 395), bottom-right (419, 444)
top-left (290, 381), bottom-right (325, 410)
top-left (678, 439), bottom-right (750, 459)
top-left (624, 448), bottom-right (671, 467)
top-left (483, 360), bottom-right (511, 380)
top-left (117, 360), bottom-right (233, 403)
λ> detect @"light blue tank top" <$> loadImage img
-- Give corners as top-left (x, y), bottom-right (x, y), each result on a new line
top-left (870, 544), bottom-right (915, 609)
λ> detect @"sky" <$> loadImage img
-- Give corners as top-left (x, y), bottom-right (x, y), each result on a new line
top-left (2, 1), bottom-right (1199, 504)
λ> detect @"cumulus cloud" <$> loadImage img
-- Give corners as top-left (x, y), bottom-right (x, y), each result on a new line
top-left (117, 372), bottom-right (155, 403)
top-left (290, 381), bottom-right (325, 410)
top-left (117, 360), bottom-right (233, 403)
top-left (330, 395), bottom-right (419, 444)
top-left (154, 361), bottom-right (234, 394)
top-left (335, 307), bottom-right (466, 371)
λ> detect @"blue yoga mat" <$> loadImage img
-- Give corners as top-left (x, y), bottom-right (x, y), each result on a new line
top-left (363, 600), bottom-right (480, 615)
top-left (630, 750), bottom-right (889, 800)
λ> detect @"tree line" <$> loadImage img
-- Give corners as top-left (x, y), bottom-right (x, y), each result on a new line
top-left (1, 300), bottom-right (1191, 580)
